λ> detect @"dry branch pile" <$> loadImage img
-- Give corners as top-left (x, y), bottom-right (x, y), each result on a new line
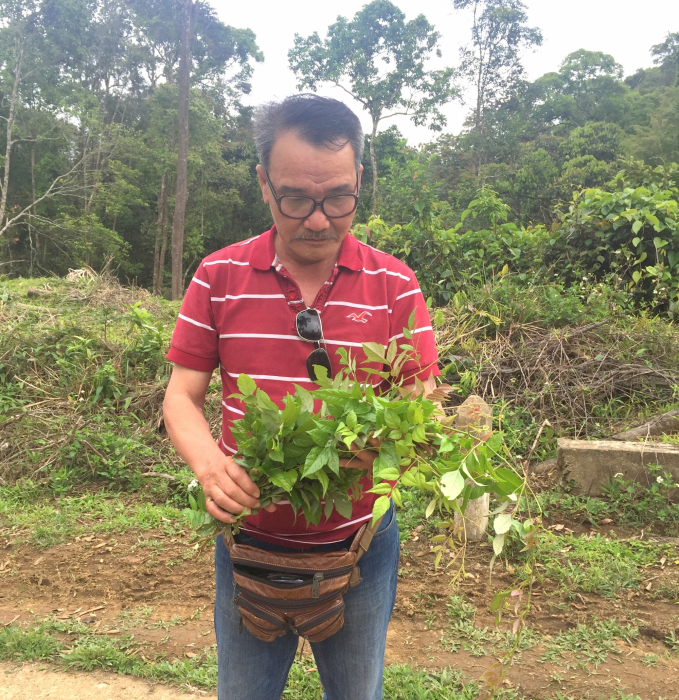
top-left (435, 311), bottom-right (679, 439)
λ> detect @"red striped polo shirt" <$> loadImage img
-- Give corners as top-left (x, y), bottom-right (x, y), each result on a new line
top-left (167, 226), bottom-right (439, 548)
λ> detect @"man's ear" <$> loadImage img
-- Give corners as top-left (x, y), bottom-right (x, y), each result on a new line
top-left (255, 164), bottom-right (270, 205)
top-left (357, 164), bottom-right (363, 191)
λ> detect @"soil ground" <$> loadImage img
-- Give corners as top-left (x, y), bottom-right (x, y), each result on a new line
top-left (0, 661), bottom-right (216, 699)
top-left (1, 518), bottom-right (678, 699)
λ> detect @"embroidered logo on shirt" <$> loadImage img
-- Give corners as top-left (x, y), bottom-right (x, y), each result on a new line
top-left (347, 311), bottom-right (372, 323)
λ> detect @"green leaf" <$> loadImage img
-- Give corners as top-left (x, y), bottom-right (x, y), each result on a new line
top-left (371, 495), bottom-right (391, 525)
top-left (490, 590), bottom-right (510, 613)
top-left (412, 424), bottom-right (427, 443)
top-left (632, 236), bottom-right (641, 247)
top-left (632, 220), bottom-right (643, 234)
top-left (384, 409), bottom-right (401, 429)
top-left (237, 374), bottom-right (257, 396)
top-left (632, 270), bottom-right (642, 284)
top-left (440, 470), bottom-right (465, 501)
top-left (492, 532), bottom-right (506, 556)
top-left (494, 513), bottom-right (512, 534)
top-left (269, 469), bottom-right (298, 493)
top-left (391, 487), bottom-right (402, 508)
top-left (368, 483), bottom-right (393, 495)
top-left (362, 342), bottom-right (386, 364)
top-left (425, 497), bottom-right (437, 519)
top-left (334, 496), bottom-right (353, 520)
top-left (301, 446), bottom-right (328, 478)
top-left (374, 467), bottom-right (401, 481)
top-left (314, 468), bottom-right (329, 496)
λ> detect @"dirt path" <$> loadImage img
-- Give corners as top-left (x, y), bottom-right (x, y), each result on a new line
top-left (1, 523), bottom-right (679, 698)
top-left (0, 661), bottom-right (216, 699)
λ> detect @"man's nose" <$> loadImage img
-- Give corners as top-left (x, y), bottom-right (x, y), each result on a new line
top-left (304, 206), bottom-right (330, 231)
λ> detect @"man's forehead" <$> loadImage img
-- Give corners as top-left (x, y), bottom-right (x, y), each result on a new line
top-left (267, 130), bottom-right (356, 182)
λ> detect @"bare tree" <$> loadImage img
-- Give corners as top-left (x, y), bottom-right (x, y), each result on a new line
top-left (170, 0), bottom-right (194, 300)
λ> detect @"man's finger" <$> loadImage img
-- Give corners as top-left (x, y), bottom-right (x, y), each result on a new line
top-left (264, 503), bottom-right (277, 513)
top-left (209, 485), bottom-right (256, 517)
top-left (205, 495), bottom-right (236, 524)
top-left (224, 458), bottom-right (261, 499)
top-left (339, 456), bottom-right (371, 469)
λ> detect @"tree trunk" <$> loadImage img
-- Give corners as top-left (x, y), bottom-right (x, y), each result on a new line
top-left (370, 119), bottom-right (379, 218)
top-left (29, 142), bottom-right (37, 273)
top-left (153, 171), bottom-right (168, 296)
top-left (0, 38), bottom-right (25, 233)
top-left (171, 0), bottom-right (193, 300)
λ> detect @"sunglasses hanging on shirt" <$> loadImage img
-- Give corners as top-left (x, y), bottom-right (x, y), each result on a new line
top-left (296, 308), bottom-right (333, 382)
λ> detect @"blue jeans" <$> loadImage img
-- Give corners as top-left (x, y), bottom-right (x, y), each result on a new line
top-left (214, 502), bottom-right (400, 700)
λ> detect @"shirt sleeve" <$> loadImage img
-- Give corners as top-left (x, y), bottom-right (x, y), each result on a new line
top-left (166, 266), bottom-right (220, 373)
top-left (389, 272), bottom-right (440, 384)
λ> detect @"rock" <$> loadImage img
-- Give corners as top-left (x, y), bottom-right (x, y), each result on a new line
top-left (533, 457), bottom-right (558, 475)
top-left (611, 410), bottom-right (679, 441)
top-left (557, 438), bottom-right (679, 497)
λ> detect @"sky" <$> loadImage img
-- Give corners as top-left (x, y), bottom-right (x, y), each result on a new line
top-left (211, 0), bottom-right (678, 145)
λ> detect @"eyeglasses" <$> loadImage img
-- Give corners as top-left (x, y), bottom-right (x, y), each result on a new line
top-left (265, 171), bottom-right (359, 220)
top-left (296, 308), bottom-right (333, 381)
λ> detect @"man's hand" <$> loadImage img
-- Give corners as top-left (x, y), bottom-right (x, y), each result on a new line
top-left (339, 436), bottom-right (381, 471)
top-left (164, 365), bottom-right (276, 524)
top-left (200, 453), bottom-right (268, 524)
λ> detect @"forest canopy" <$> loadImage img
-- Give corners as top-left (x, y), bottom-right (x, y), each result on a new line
top-left (0, 0), bottom-right (676, 304)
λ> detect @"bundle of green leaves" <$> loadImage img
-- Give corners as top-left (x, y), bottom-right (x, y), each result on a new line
top-left (186, 339), bottom-right (525, 557)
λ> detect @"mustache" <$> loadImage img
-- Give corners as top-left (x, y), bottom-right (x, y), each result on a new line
top-left (290, 232), bottom-right (339, 242)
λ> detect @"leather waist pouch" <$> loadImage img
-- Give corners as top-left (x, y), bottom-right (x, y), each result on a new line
top-left (227, 518), bottom-right (381, 642)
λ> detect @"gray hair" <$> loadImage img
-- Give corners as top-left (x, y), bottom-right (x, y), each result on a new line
top-left (253, 94), bottom-right (364, 172)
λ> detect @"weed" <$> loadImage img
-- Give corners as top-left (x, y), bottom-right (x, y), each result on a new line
top-left (640, 653), bottom-right (658, 667)
top-left (517, 531), bottom-right (670, 598)
top-left (540, 619), bottom-right (638, 668)
top-left (446, 594), bottom-right (476, 623)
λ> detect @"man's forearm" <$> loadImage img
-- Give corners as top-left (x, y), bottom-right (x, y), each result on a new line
top-left (163, 391), bottom-right (224, 482)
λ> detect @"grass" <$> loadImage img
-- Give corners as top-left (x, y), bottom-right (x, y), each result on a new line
top-left (0, 486), bottom-right (189, 547)
top-left (0, 618), bottom-right (492, 699)
top-left (520, 531), bottom-right (675, 599)
top-left (0, 618), bottom-right (652, 699)
top-left (532, 476), bottom-right (679, 535)
top-left (539, 619), bottom-right (638, 668)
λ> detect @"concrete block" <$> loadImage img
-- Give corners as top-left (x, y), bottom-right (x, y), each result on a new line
top-left (557, 438), bottom-right (679, 496)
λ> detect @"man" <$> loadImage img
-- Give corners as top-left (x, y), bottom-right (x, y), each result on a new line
top-left (163, 94), bottom-right (439, 700)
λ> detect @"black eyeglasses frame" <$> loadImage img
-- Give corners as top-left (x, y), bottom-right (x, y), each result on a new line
top-left (265, 170), bottom-right (360, 220)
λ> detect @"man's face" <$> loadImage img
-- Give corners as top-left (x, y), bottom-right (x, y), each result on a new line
top-left (256, 129), bottom-right (362, 266)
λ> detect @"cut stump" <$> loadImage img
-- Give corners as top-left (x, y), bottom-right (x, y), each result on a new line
top-left (453, 395), bottom-right (492, 541)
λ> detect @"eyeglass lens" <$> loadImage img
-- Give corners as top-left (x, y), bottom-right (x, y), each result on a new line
top-left (296, 309), bottom-right (323, 341)
top-left (306, 347), bottom-right (332, 381)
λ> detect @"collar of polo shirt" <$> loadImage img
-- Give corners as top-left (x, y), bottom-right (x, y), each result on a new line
top-left (248, 225), bottom-right (364, 273)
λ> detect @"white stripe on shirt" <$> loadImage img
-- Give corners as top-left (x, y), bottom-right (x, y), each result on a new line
top-left (226, 371), bottom-right (314, 383)
top-left (178, 313), bottom-right (215, 331)
top-left (389, 326), bottom-right (433, 343)
top-left (237, 234), bottom-right (261, 246)
top-left (219, 333), bottom-right (364, 348)
top-left (325, 301), bottom-right (389, 311)
top-left (222, 401), bottom-right (245, 416)
top-left (211, 294), bottom-right (286, 302)
top-left (191, 276), bottom-right (210, 289)
top-left (361, 267), bottom-right (411, 281)
top-left (203, 258), bottom-right (250, 267)
top-left (395, 288), bottom-right (421, 301)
